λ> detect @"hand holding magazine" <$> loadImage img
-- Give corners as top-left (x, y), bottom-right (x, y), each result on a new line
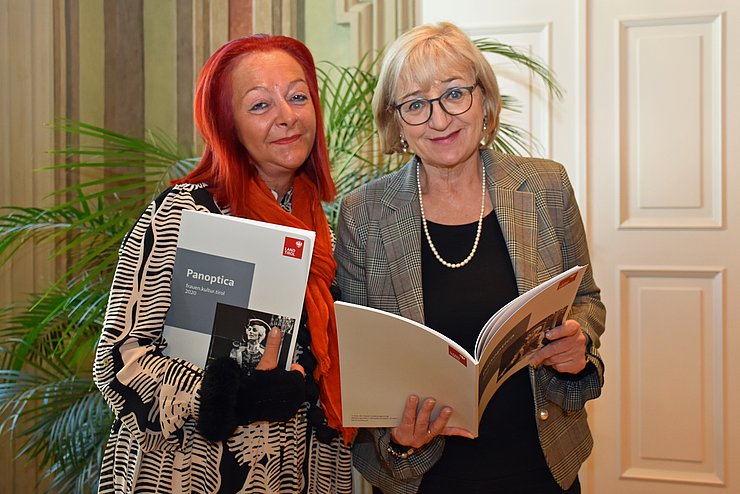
top-left (335, 264), bottom-right (587, 437)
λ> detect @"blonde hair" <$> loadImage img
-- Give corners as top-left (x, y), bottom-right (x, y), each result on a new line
top-left (373, 22), bottom-right (502, 154)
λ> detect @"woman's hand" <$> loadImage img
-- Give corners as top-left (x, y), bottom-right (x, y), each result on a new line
top-left (528, 319), bottom-right (587, 374)
top-left (390, 395), bottom-right (474, 448)
top-left (198, 327), bottom-right (307, 441)
top-left (256, 327), bottom-right (305, 375)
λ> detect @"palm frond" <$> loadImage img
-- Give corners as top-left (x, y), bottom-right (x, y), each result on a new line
top-left (318, 55), bottom-right (382, 169)
top-left (0, 355), bottom-right (108, 494)
top-left (0, 288), bottom-right (104, 372)
top-left (0, 119), bottom-right (193, 492)
top-left (473, 39), bottom-right (564, 99)
top-left (317, 52), bottom-right (408, 228)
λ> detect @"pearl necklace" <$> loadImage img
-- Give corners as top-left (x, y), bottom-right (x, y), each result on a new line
top-left (416, 160), bottom-right (486, 269)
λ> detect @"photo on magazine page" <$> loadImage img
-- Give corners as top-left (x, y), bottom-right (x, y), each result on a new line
top-left (477, 304), bottom-right (569, 401)
top-left (209, 303), bottom-right (297, 370)
top-left (497, 305), bottom-right (569, 380)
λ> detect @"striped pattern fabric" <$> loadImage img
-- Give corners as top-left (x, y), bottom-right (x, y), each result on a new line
top-left (94, 184), bottom-right (352, 493)
top-left (334, 150), bottom-right (606, 493)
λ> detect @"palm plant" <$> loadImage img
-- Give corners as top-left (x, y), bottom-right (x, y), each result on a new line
top-left (0, 122), bottom-right (199, 492)
top-left (0, 40), bottom-right (560, 493)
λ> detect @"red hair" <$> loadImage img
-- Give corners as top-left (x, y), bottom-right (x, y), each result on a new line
top-left (173, 34), bottom-right (336, 214)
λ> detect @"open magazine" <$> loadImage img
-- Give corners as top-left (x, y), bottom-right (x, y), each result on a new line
top-left (335, 264), bottom-right (586, 437)
top-left (163, 210), bottom-right (315, 371)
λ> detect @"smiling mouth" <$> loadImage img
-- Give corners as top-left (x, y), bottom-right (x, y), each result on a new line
top-left (272, 135), bottom-right (302, 145)
top-left (430, 130), bottom-right (460, 142)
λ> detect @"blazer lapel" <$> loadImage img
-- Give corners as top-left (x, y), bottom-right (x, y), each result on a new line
top-left (378, 158), bottom-right (426, 323)
top-left (483, 150), bottom-right (538, 294)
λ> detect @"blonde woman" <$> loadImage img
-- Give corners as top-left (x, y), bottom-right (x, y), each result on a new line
top-left (335, 22), bottom-right (605, 494)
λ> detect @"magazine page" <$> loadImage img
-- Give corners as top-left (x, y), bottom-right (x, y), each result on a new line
top-left (334, 301), bottom-right (481, 435)
top-left (163, 210), bottom-right (315, 370)
top-left (474, 265), bottom-right (586, 413)
top-left (474, 265), bottom-right (586, 354)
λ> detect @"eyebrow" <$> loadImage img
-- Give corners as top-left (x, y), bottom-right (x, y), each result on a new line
top-left (397, 77), bottom-right (463, 102)
top-left (242, 78), bottom-right (308, 98)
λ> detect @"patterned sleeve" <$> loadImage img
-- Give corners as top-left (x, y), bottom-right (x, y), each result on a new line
top-left (536, 164), bottom-right (606, 411)
top-left (93, 185), bottom-right (213, 452)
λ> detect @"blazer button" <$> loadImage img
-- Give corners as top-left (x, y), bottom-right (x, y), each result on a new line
top-left (539, 409), bottom-right (549, 421)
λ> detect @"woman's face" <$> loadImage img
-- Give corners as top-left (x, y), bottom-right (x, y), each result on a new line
top-left (394, 66), bottom-right (484, 170)
top-left (246, 323), bottom-right (264, 342)
top-left (231, 50), bottom-right (317, 180)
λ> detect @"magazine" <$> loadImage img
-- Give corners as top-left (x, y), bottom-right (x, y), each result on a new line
top-left (334, 264), bottom-right (586, 436)
top-left (163, 210), bottom-right (315, 371)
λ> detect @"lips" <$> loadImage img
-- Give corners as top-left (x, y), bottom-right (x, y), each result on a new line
top-left (429, 129), bottom-right (460, 144)
top-left (272, 134), bottom-right (302, 145)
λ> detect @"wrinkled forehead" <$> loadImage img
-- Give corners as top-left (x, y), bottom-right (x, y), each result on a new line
top-left (394, 47), bottom-right (475, 101)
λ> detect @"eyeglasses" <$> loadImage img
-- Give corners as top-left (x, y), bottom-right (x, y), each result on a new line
top-left (393, 84), bottom-right (478, 126)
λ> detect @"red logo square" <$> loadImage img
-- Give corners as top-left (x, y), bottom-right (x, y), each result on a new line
top-left (283, 237), bottom-right (305, 259)
top-left (448, 346), bottom-right (468, 367)
top-left (557, 272), bottom-right (578, 290)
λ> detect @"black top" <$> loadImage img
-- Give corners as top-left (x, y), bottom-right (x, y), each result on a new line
top-left (417, 212), bottom-right (578, 494)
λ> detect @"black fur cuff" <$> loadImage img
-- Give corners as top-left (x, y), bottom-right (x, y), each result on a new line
top-left (197, 357), bottom-right (241, 441)
top-left (240, 368), bottom-right (306, 423)
top-left (198, 357), bottom-right (307, 441)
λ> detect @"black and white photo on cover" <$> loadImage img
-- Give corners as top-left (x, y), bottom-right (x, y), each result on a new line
top-left (208, 303), bottom-right (296, 369)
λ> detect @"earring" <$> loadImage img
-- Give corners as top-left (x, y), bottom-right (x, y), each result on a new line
top-left (482, 116), bottom-right (488, 132)
top-left (400, 134), bottom-right (409, 153)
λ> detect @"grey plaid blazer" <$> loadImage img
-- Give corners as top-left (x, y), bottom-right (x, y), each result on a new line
top-left (334, 149), bottom-right (606, 493)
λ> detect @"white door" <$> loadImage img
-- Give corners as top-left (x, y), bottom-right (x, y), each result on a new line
top-left (419, 1), bottom-right (740, 493)
top-left (587, 0), bottom-right (739, 492)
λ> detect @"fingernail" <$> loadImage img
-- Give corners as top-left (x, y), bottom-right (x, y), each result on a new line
top-left (270, 327), bottom-right (280, 337)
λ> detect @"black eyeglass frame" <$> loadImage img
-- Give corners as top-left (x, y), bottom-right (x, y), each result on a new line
top-left (392, 83), bottom-right (479, 126)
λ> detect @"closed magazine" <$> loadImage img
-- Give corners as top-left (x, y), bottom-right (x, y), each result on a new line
top-left (163, 210), bottom-right (315, 371)
top-left (335, 264), bottom-right (586, 437)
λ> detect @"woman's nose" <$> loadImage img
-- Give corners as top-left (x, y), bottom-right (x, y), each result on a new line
top-left (428, 100), bottom-right (452, 129)
top-left (276, 99), bottom-right (298, 126)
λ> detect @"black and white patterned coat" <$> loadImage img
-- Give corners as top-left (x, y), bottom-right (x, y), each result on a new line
top-left (94, 184), bottom-right (352, 493)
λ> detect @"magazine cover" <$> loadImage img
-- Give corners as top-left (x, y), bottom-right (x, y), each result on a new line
top-left (163, 210), bottom-right (315, 370)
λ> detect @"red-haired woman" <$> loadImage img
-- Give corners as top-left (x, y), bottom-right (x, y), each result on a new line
top-left (94, 34), bottom-right (353, 493)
